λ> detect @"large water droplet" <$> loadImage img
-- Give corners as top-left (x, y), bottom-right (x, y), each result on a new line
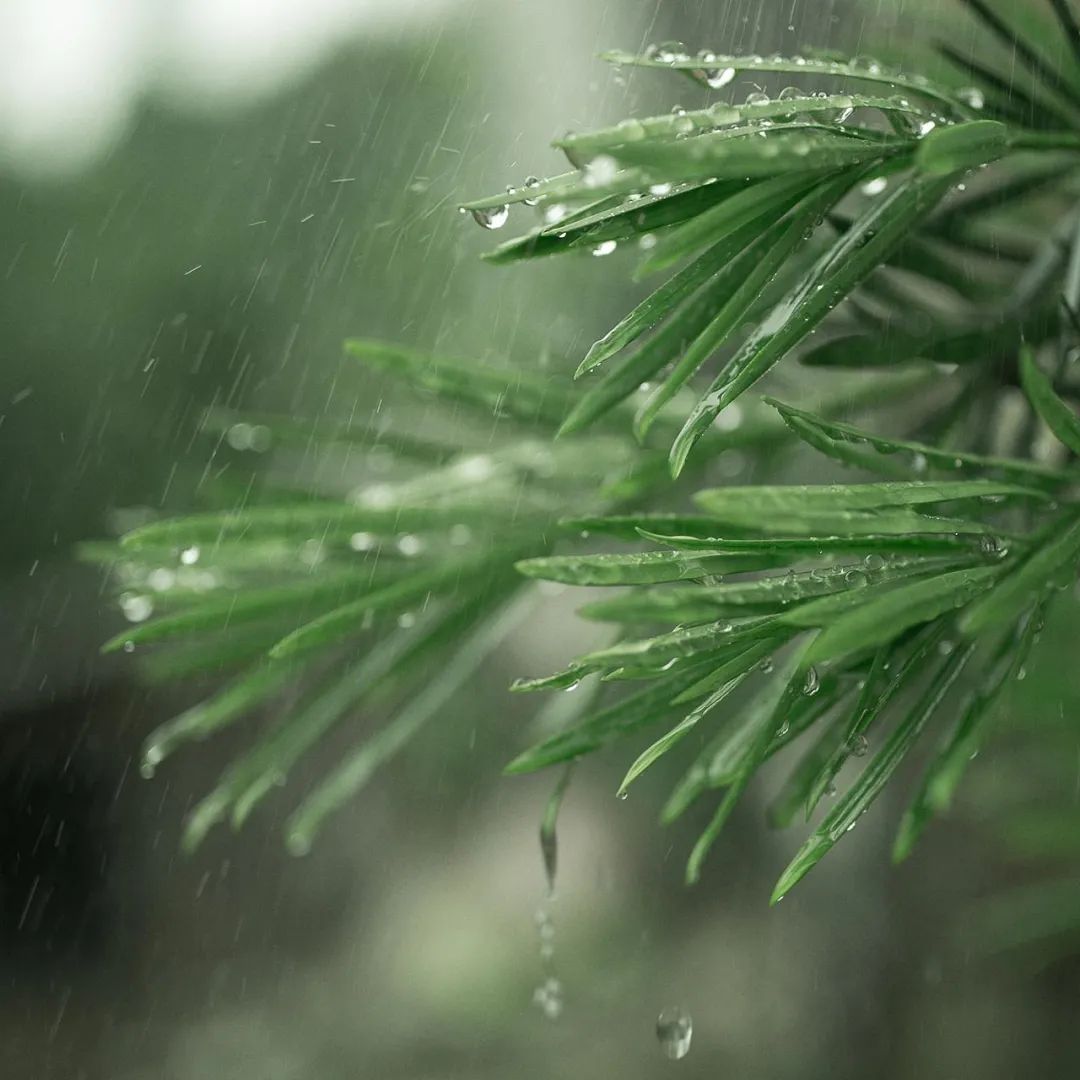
top-left (699, 66), bottom-right (735, 89)
top-left (585, 154), bottom-right (619, 186)
top-left (470, 205), bottom-right (509, 230)
top-left (121, 594), bottom-right (153, 623)
top-left (656, 1008), bottom-right (693, 1060)
top-left (803, 666), bottom-right (820, 696)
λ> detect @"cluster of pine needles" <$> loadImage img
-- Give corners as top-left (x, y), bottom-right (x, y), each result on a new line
top-left (85, 0), bottom-right (1080, 918)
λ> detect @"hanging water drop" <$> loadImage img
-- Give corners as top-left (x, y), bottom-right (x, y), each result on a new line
top-left (522, 176), bottom-right (542, 205)
top-left (700, 67), bottom-right (735, 89)
top-left (656, 1008), bottom-right (693, 1060)
top-left (470, 205), bottom-right (509, 230)
top-left (592, 240), bottom-right (617, 257)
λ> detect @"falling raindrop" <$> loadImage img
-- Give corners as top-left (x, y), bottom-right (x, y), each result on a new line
top-left (656, 1008), bottom-right (693, 1060)
top-left (533, 975), bottom-right (563, 1020)
top-left (470, 205), bottom-right (509, 230)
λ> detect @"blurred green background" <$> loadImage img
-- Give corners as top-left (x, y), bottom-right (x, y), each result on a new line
top-left (3, 1), bottom-right (1080, 1077)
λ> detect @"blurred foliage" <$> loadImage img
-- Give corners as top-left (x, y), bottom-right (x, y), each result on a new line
top-left (84, 0), bottom-right (1080, 940)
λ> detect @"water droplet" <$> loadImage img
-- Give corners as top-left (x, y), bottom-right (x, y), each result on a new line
top-left (745, 91), bottom-right (770, 107)
top-left (592, 240), bottom-right (618, 257)
top-left (957, 86), bottom-right (985, 109)
top-left (585, 154), bottom-right (619, 186)
top-left (656, 1008), bottom-right (693, 1060)
top-left (979, 534), bottom-right (1008, 560)
top-left (180, 545), bottom-right (201, 565)
top-left (349, 531), bottom-right (377, 552)
top-left (616, 789), bottom-right (629, 801)
top-left (122, 640), bottom-right (135, 653)
top-left (651, 40), bottom-right (687, 64)
top-left (286, 832), bottom-right (312, 857)
top-left (147, 568), bottom-right (175, 592)
top-left (121, 594), bottom-right (153, 623)
top-left (522, 176), bottom-right (542, 205)
top-left (778, 86), bottom-right (802, 101)
top-left (397, 533), bottom-right (424, 557)
top-left (470, 205), bottom-right (509, 230)
top-left (533, 976), bottom-right (563, 1020)
top-left (803, 666), bottom-right (820, 696)
top-left (850, 734), bottom-right (869, 757)
top-left (397, 612), bottom-right (416, 629)
top-left (699, 66), bottom-right (736, 89)
top-left (648, 182), bottom-right (673, 197)
top-left (543, 203), bottom-right (568, 225)
top-left (860, 176), bottom-right (888, 196)
top-left (917, 119), bottom-right (937, 137)
top-left (851, 54), bottom-right (883, 75)
top-left (758, 656), bottom-right (774, 674)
